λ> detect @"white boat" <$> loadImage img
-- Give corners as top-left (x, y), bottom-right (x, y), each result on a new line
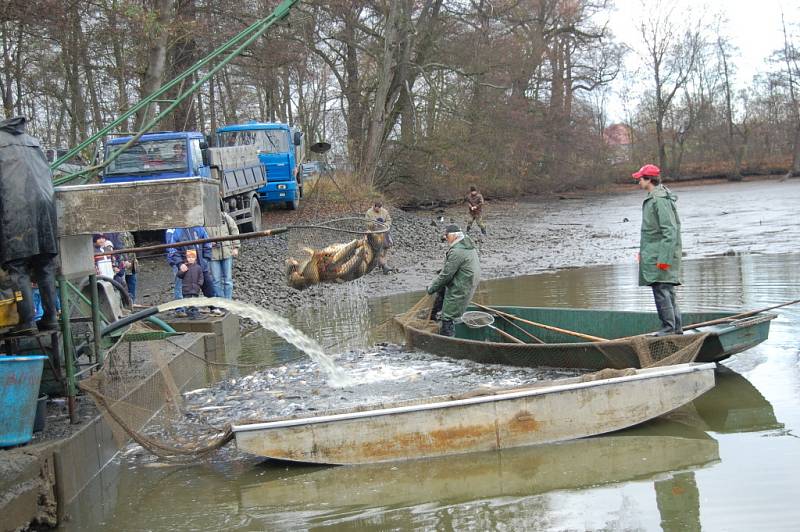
top-left (232, 362), bottom-right (716, 465)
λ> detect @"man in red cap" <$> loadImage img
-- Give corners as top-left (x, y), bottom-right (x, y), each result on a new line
top-left (632, 164), bottom-right (683, 336)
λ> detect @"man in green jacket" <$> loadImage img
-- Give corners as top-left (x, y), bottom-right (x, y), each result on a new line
top-left (427, 224), bottom-right (481, 336)
top-left (633, 164), bottom-right (683, 336)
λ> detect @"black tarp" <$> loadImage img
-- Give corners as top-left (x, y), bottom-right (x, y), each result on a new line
top-left (0, 116), bottom-right (59, 264)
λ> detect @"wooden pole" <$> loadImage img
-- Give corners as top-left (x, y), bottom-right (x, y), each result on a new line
top-left (491, 313), bottom-right (544, 344)
top-left (471, 302), bottom-right (608, 342)
top-left (486, 324), bottom-right (526, 344)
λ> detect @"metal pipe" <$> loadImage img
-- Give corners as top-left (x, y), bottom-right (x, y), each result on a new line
top-left (89, 274), bottom-right (103, 366)
top-left (58, 276), bottom-right (78, 424)
top-left (92, 218), bottom-right (389, 258)
top-left (93, 227), bottom-right (289, 257)
top-left (65, 280), bottom-right (109, 323)
top-left (145, 315), bottom-right (176, 334)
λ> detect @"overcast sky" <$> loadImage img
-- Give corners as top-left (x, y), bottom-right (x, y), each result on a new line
top-left (601, 0), bottom-right (800, 121)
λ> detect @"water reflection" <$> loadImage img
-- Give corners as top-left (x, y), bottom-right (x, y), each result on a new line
top-left (238, 421), bottom-right (719, 527)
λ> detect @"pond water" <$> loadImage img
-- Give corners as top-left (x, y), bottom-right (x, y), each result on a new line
top-left (64, 251), bottom-right (800, 531)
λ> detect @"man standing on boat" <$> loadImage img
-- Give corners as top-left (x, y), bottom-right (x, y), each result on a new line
top-left (427, 224), bottom-right (480, 336)
top-left (633, 164), bottom-right (683, 336)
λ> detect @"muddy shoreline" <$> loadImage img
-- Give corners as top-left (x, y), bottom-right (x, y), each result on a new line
top-left (134, 177), bottom-right (800, 318)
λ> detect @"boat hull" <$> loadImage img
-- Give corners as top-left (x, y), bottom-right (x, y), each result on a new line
top-left (233, 363), bottom-right (716, 464)
top-left (400, 307), bottom-right (775, 370)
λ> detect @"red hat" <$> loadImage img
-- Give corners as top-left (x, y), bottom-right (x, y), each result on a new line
top-left (632, 164), bottom-right (660, 179)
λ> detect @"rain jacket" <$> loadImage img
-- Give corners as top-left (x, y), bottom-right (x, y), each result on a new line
top-left (427, 235), bottom-right (481, 320)
top-left (466, 192), bottom-right (484, 216)
top-left (166, 226), bottom-right (212, 272)
top-left (116, 231), bottom-right (139, 274)
top-left (365, 206), bottom-right (392, 227)
top-left (639, 185), bottom-right (682, 286)
top-left (207, 213), bottom-right (240, 261)
top-left (176, 262), bottom-right (204, 296)
top-left (0, 116), bottom-right (58, 264)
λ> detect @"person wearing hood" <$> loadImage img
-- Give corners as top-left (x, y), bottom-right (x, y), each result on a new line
top-left (426, 224), bottom-right (481, 336)
top-left (0, 116), bottom-right (59, 333)
top-left (633, 164), bottom-right (683, 336)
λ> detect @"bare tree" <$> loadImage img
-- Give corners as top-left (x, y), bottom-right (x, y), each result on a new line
top-left (778, 13), bottom-right (800, 177)
top-left (637, 0), bottom-right (703, 174)
top-left (134, 0), bottom-right (172, 129)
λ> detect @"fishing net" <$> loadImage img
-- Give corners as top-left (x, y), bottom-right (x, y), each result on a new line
top-left (284, 217), bottom-right (389, 290)
top-left (461, 311), bottom-right (495, 328)
top-left (77, 321), bottom-right (265, 461)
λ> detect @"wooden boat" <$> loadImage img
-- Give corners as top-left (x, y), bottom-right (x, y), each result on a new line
top-left (232, 362), bottom-right (716, 464)
top-left (398, 306), bottom-right (776, 370)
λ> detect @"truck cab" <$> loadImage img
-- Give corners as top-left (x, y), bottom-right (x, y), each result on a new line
top-left (216, 122), bottom-right (305, 210)
top-left (101, 131), bottom-right (209, 183)
top-left (101, 131), bottom-right (267, 231)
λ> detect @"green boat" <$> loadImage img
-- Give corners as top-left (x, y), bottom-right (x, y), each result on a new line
top-left (396, 306), bottom-right (776, 370)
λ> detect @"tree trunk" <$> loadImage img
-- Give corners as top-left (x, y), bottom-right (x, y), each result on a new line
top-left (361, 0), bottom-right (406, 186)
top-left (135, 0), bottom-right (172, 130)
top-left (108, 0), bottom-right (130, 132)
top-left (169, 0), bottom-right (198, 131)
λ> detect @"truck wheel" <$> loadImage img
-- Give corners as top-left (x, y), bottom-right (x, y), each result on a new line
top-left (250, 199), bottom-right (262, 232)
top-left (243, 198), bottom-right (262, 233)
top-left (288, 196), bottom-right (299, 210)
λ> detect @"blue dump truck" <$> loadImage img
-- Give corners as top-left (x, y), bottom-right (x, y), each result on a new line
top-left (101, 131), bottom-right (267, 231)
top-left (216, 122), bottom-right (305, 210)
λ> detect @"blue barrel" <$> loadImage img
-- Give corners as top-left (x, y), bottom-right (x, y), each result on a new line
top-left (0, 355), bottom-right (47, 447)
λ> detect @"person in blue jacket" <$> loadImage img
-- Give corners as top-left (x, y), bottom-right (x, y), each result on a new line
top-left (166, 226), bottom-right (213, 317)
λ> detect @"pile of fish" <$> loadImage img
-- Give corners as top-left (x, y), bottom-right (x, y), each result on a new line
top-left (182, 344), bottom-right (583, 427)
top-left (285, 231), bottom-right (386, 290)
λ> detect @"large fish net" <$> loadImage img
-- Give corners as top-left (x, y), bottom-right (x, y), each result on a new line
top-left (77, 322), bottom-right (266, 461)
top-left (285, 217), bottom-right (389, 290)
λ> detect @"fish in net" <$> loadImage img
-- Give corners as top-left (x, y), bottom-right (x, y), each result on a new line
top-left (285, 217), bottom-right (389, 289)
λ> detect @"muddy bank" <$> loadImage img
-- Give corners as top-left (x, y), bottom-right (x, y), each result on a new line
top-left (135, 178), bottom-right (800, 316)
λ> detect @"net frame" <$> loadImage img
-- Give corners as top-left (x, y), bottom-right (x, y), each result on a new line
top-left (461, 311), bottom-right (496, 328)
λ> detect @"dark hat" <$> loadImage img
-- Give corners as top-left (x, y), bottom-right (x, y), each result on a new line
top-left (376, 217), bottom-right (385, 223)
top-left (92, 233), bottom-right (105, 242)
top-left (444, 224), bottom-right (461, 234)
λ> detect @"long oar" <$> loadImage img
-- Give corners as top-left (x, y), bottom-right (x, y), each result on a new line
top-left (471, 302), bottom-right (608, 342)
top-left (494, 314), bottom-right (545, 344)
top-left (682, 299), bottom-right (800, 331)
